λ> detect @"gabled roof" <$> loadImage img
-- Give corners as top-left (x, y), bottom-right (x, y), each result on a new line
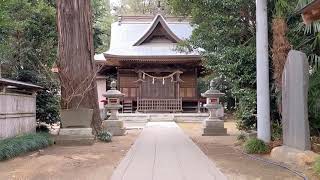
top-left (133, 14), bottom-right (182, 46)
top-left (100, 14), bottom-right (200, 60)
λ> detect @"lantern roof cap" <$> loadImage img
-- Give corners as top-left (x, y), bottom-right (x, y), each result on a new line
top-left (201, 80), bottom-right (225, 98)
top-left (103, 80), bottom-right (124, 98)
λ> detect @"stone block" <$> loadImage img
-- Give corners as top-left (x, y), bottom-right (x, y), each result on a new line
top-left (60, 108), bottom-right (93, 128)
top-left (202, 128), bottom-right (227, 136)
top-left (282, 50), bottom-right (310, 150)
top-left (203, 120), bottom-right (224, 128)
top-left (216, 107), bottom-right (224, 119)
top-left (202, 119), bottom-right (227, 136)
top-left (102, 120), bottom-right (126, 136)
top-left (55, 128), bottom-right (95, 146)
top-left (59, 128), bottom-right (92, 136)
top-left (271, 146), bottom-right (319, 166)
top-left (102, 120), bottom-right (124, 127)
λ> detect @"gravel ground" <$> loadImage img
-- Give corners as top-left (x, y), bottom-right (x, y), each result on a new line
top-left (0, 129), bottom-right (141, 180)
top-left (178, 122), bottom-right (307, 180)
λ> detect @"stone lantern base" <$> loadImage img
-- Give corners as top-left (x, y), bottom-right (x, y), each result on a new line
top-left (102, 120), bottom-right (126, 136)
top-left (202, 119), bottom-right (227, 136)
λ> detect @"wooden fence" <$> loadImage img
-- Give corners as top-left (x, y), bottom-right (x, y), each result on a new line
top-left (137, 98), bottom-right (182, 112)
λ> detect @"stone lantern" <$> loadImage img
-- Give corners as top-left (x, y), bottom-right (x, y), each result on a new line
top-left (102, 80), bottom-right (126, 136)
top-left (201, 80), bottom-right (227, 136)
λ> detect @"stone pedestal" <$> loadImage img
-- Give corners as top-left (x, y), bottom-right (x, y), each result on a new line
top-left (102, 120), bottom-right (126, 136)
top-left (56, 108), bottom-right (95, 146)
top-left (55, 128), bottom-right (95, 146)
top-left (202, 119), bottom-right (227, 136)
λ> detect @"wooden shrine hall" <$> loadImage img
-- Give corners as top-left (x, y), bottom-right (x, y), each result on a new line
top-left (95, 14), bottom-right (204, 113)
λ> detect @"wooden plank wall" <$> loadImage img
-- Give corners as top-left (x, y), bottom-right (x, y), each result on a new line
top-left (180, 69), bottom-right (197, 99)
top-left (119, 70), bottom-right (138, 99)
top-left (118, 68), bottom-right (198, 100)
top-left (0, 93), bottom-right (36, 139)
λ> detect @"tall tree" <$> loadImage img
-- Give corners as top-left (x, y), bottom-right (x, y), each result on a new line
top-left (56, 0), bottom-right (101, 132)
top-left (114, 0), bottom-right (172, 15)
top-left (92, 0), bottom-right (112, 52)
top-left (271, 0), bottom-right (292, 89)
top-left (168, 0), bottom-right (259, 131)
top-left (0, 0), bottom-right (60, 124)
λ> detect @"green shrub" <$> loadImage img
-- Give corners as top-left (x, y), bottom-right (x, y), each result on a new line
top-left (235, 89), bottom-right (257, 131)
top-left (309, 70), bottom-right (320, 136)
top-left (271, 121), bottom-right (282, 141)
top-left (244, 138), bottom-right (269, 154)
top-left (36, 124), bottom-right (50, 133)
top-left (97, 131), bottom-right (112, 142)
top-left (15, 70), bottom-right (60, 125)
top-left (314, 157), bottom-right (320, 175)
top-left (0, 133), bottom-right (53, 161)
top-left (237, 132), bottom-right (247, 142)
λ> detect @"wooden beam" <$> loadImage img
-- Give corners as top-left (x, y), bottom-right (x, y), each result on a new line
top-left (300, 0), bottom-right (320, 24)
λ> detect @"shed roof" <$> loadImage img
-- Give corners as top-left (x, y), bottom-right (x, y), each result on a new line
top-left (101, 14), bottom-right (200, 60)
top-left (0, 78), bottom-right (42, 90)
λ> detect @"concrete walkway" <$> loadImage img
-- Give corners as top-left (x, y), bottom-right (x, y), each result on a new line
top-left (111, 122), bottom-right (227, 180)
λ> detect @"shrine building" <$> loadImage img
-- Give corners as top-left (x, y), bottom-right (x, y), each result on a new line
top-left (95, 13), bottom-right (204, 113)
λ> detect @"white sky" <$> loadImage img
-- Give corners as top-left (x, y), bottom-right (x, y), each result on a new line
top-left (110, 0), bottom-right (121, 6)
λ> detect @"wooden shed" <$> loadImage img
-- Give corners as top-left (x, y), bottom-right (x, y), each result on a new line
top-left (0, 78), bottom-right (42, 139)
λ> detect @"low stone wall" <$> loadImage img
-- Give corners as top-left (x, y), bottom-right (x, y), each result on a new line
top-left (0, 93), bottom-right (36, 139)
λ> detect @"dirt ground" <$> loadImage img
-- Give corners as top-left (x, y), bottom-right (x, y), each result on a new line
top-left (178, 122), bottom-right (317, 180)
top-left (0, 129), bottom-right (141, 180)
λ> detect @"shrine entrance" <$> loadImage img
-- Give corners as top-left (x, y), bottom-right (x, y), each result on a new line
top-left (137, 71), bottom-right (183, 112)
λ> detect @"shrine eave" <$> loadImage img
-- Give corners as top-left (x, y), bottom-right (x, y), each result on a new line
top-left (297, 0), bottom-right (320, 24)
top-left (103, 54), bottom-right (201, 60)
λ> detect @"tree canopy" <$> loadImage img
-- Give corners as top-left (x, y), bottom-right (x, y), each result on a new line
top-left (168, 0), bottom-right (258, 130)
top-left (0, 0), bottom-right (112, 124)
top-left (168, 0), bottom-right (320, 133)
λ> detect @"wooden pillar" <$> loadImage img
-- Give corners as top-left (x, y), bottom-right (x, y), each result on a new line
top-left (137, 70), bottom-right (143, 112)
top-left (0, 85), bottom-right (5, 93)
top-left (176, 73), bottom-right (181, 99)
top-left (176, 71), bottom-right (183, 112)
top-left (117, 68), bottom-right (120, 92)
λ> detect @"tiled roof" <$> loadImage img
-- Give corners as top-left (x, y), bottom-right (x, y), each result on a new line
top-left (98, 14), bottom-right (199, 60)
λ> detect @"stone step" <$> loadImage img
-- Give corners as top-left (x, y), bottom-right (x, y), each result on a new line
top-left (149, 114), bottom-right (174, 122)
top-left (202, 128), bottom-right (228, 136)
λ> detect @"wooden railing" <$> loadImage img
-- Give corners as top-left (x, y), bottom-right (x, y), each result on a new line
top-left (137, 98), bottom-right (182, 112)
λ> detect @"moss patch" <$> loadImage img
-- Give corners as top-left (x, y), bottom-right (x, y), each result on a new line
top-left (314, 157), bottom-right (320, 176)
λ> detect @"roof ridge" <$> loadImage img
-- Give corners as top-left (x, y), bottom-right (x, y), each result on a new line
top-left (133, 14), bottom-right (181, 46)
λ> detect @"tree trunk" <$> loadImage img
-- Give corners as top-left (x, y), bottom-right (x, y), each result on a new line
top-left (271, 17), bottom-right (291, 89)
top-left (56, 0), bottom-right (101, 133)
